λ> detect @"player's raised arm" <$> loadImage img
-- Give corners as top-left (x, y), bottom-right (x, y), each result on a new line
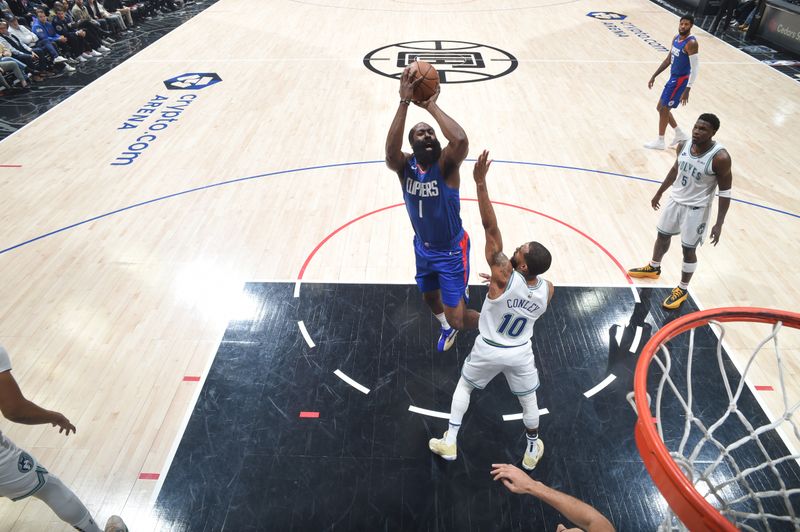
top-left (385, 68), bottom-right (419, 174)
top-left (417, 88), bottom-right (468, 178)
top-left (473, 150), bottom-right (511, 292)
top-left (710, 149), bottom-right (732, 245)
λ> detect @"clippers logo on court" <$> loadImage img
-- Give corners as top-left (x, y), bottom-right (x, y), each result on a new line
top-left (364, 40), bottom-right (517, 84)
top-left (586, 11), bottom-right (627, 20)
top-left (17, 452), bottom-right (34, 473)
top-left (163, 72), bottom-right (222, 90)
top-left (587, 13), bottom-right (669, 53)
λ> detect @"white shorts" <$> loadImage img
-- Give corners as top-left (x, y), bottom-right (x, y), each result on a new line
top-left (461, 336), bottom-right (540, 396)
top-left (0, 433), bottom-right (48, 501)
top-left (657, 198), bottom-right (711, 249)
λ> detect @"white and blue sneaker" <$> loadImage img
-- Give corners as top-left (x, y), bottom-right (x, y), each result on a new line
top-left (437, 327), bottom-right (458, 351)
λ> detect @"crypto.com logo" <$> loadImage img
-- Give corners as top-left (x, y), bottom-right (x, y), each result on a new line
top-left (586, 12), bottom-right (627, 20)
top-left (163, 73), bottom-right (222, 90)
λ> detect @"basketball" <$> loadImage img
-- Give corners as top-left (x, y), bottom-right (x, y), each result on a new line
top-left (410, 60), bottom-right (439, 101)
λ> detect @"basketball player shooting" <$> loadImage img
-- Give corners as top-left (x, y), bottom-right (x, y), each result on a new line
top-left (385, 65), bottom-right (478, 351)
top-left (644, 14), bottom-right (699, 151)
top-left (629, 113), bottom-right (732, 310)
top-left (429, 150), bottom-right (553, 471)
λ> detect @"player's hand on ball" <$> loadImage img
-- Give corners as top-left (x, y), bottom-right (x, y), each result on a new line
top-left (399, 67), bottom-right (421, 101)
top-left (473, 150), bottom-right (492, 185)
top-left (414, 84), bottom-right (440, 109)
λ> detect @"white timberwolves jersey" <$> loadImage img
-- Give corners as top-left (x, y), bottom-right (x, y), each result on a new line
top-left (671, 141), bottom-right (725, 207)
top-left (479, 271), bottom-right (549, 347)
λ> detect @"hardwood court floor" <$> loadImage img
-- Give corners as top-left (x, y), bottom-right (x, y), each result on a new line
top-left (0, 0), bottom-right (797, 529)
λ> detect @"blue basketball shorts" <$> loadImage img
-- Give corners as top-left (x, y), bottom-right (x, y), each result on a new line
top-left (660, 75), bottom-right (689, 109)
top-left (413, 231), bottom-right (470, 308)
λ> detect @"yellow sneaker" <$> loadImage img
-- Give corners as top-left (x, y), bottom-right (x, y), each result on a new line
top-left (522, 438), bottom-right (544, 471)
top-left (663, 286), bottom-right (688, 309)
top-left (429, 432), bottom-right (457, 461)
top-left (628, 264), bottom-right (661, 279)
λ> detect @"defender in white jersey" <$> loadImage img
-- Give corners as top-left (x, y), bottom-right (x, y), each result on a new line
top-left (0, 345), bottom-right (127, 532)
top-left (429, 151), bottom-right (554, 471)
top-left (629, 113), bottom-right (733, 309)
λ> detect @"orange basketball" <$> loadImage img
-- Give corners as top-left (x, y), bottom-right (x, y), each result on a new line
top-left (410, 60), bottom-right (439, 102)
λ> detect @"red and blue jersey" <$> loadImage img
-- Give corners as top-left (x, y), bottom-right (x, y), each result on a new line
top-left (402, 156), bottom-right (464, 249)
top-left (669, 35), bottom-right (695, 78)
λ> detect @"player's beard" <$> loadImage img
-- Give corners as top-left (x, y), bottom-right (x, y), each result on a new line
top-left (412, 139), bottom-right (442, 168)
top-left (679, 27), bottom-right (691, 36)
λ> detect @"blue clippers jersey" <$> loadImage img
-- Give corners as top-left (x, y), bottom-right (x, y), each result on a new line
top-left (669, 35), bottom-right (695, 77)
top-left (402, 156), bottom-right (463, 249)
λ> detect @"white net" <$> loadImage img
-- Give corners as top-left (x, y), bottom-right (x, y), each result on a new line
top-left (632, 318), bottom-right (800, 531)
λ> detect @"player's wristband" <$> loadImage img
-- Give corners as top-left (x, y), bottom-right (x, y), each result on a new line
top-left (718, 189), bottom-right (732, 198)
top-left (400, 99), bottom-right (411, 106)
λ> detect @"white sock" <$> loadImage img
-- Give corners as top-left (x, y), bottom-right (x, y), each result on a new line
top-left (674, 126), bottom-right (685, 136)
top-left (525, 432), bottom-right (539, 454)
top-left (678, 281), bottom-right (689, 290)
top-left (657, 135), bottom-right (665, 141)
top-left (650, 260), bottom-right (661, 268)
top-left (446, 377), bottom-right (473, 444)
top-left (435, 312), bottom-right (450, 330)
top-left (445, 423), bottom-right (460, 444)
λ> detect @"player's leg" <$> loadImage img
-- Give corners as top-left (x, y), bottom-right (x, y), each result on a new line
top-left (645, 99), bottom-right (669, 150)
top-left (0, 443), bottom-right (126, 532)
top-left (415, 241), bottom-right (456, 345)
top-left (518, 391), bottom-right (543, 470)
top-left (629, 232), bottom-right (672, 278)
top-left (663, 205), bottom-right (706, 309)
top-left (443, 299), bottom-right (479, 331)
top-left (630, 197), bottom-right (682, 278)
top-left (430, 339), bottom-right (500, 460)
top-left (437, 231), bottom-right (479, 351)
top-left (429, 376), bottom-right (475, 460)
top-left (30, 473), bottom-right (104, 532)
top-left (33, 475), bottom-right (128, 531)
top-left (503, 348), bottom-right (543, 470)
top-left (667, 110), bottom-right (688, 147)
top-left (663, 245), bottom-right (696, 309)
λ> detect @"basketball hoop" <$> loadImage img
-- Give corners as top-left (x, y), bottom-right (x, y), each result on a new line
top-left (629, 307), bottom-right (800, 531)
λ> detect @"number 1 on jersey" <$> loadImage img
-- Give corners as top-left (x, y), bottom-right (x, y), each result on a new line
top-left (419, 200), bottom-right (423, 218)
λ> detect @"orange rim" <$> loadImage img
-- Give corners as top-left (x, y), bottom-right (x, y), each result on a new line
top-left (633, 307), bottom-right (800, 531)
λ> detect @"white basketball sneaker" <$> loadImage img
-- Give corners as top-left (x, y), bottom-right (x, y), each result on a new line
top-left (670, 131), bottom-right (689, 147)
top-left (643, 138), bottom-right (666, 150)
top-left (522, 438), bottom-right (544, 471)
top-left (429, 432), bottom-right (457, 461)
